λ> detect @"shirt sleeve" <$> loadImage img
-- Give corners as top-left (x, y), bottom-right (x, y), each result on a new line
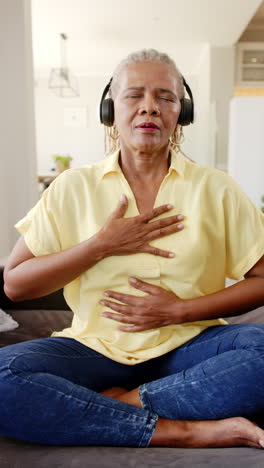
top-left (223, 174), bottom-right (264, 280)
top-left (14, 175), bottom-right (65, 257)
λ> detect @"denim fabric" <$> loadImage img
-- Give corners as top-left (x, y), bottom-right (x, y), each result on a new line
top-left (0, 337), bottom-right (158, 446)
top-left (139, 324), bottom-right (264, 424)
top-left (0, 324), bottom-right (264, 446)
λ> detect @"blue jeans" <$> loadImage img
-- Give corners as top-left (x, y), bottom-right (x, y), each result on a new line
top-left (0, 323), bottom-right (264, 446)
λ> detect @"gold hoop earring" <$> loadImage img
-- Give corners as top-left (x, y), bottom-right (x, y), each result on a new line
top-left (169, 125), bottom-right (184, 151)
top-left (104, 124), bottom-right (120, 155)
top-left (109, 124), bottom-right (119, 140)
top-left (169, 125), bottom-right (196, 163)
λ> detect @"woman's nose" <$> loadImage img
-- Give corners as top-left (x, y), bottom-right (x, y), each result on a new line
top-left (138, 96), bottom-right (160, 115)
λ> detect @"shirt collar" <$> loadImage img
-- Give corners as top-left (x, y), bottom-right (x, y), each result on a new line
top-left (168, 149), bottom-right (185, 178)
top-left (100, 149), bottom-right (122, 178)
top-left (100, 148), bottom-right (185, 179)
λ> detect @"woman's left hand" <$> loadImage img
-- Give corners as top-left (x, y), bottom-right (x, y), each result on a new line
top-left (99, 277), bottom-right (185, 332)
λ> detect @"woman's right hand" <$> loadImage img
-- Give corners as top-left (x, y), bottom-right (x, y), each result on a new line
top-left (96, 194), bottom-right (184, 258)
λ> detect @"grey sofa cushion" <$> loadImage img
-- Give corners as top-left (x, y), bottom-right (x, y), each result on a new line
top-left (0, 266), bottom-right (72, 347)
top-left (0, 308), bottom-right (73, 347)
top-left (0, 437), bottom-right (264, 468)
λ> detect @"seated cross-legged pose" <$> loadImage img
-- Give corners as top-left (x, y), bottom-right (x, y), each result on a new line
top-left (2, 48), bottom-right (264, 449)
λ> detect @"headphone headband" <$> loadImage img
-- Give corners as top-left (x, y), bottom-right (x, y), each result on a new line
top-left (182, 76), bottom-right (193, 104)
top-left (100, 75), bottom-right (194, 127)
top-left (100, 78), bottom-right (112, 104)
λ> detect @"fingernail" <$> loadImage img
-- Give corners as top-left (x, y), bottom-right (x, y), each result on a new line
top-left (177, 223), bottom-right (184, 229)
top-left (167, 204), bottom-right (173, 209)
top-left (103, 292), bottom-right (110, 296)
top-left (259, 439), bottom-right (264, 448)
top-left (169, 253), bottom-right (175, 257)
top-left (120, 194), bottom-right (126, 202)
top-left (177, 215), bottom-right (184, 220)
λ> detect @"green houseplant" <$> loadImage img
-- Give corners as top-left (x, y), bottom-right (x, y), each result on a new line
top-left (52, 154), bottom-right (73, 173)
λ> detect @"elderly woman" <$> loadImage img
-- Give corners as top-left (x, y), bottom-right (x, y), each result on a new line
top-left (2, 49), bottom-right (264, 449)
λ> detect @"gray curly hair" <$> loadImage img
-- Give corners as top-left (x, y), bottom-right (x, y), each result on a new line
top-left (109, 48), bottom-right (184, 100)
top-left (104, 48), bottom-right (194, 163)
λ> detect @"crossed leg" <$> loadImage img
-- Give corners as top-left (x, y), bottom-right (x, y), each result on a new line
top-left (102, 324), bottom-right (264, 448)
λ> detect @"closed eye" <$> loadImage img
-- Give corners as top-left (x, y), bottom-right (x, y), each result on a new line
top-left (126, 95), bottom-right (176, 102)
top-left (159, 97), bottom-right (175, 102)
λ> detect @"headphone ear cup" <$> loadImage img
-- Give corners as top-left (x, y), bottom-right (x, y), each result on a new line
top-left (100, 98), bottom-right (115, 127)
top-left (178, 98), bottom-right (194, 126)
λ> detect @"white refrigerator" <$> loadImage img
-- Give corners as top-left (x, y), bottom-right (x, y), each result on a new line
top-left (228, 96), bottom-right (264, 210)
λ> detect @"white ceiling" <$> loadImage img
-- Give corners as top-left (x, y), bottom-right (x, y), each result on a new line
top-left (31, 0), bottom-right (263, 77)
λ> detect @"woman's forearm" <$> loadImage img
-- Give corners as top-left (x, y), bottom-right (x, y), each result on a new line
top-left (181, 276), bottom-right (264, 322)
top-left (4, 200), bottom-right (181, 303)
top-left (4, 235), bottom-right (110, 302)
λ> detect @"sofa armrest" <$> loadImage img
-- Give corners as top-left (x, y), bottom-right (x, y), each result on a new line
top-left (0, 266), bottom-right (70, 311)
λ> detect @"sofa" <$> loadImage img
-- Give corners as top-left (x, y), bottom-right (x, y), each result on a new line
top-left (0, 264), bottom-right (264, 468)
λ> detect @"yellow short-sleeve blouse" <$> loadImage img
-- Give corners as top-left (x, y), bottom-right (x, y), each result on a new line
top-left (14, 149), bottom-right (264, 364)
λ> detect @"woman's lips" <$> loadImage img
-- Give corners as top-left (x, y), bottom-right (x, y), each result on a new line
top-left (135, 123), bottom-right (160, 132)
top-left (136, 127), bottom-right (159, 132)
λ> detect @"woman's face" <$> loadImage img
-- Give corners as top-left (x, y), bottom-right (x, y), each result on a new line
top-left (113, 61), bottom-right (182, 153)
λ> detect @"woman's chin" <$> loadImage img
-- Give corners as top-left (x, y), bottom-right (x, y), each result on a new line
top-left (120, 136), bottom-right (167, 154)
top-left (132, 139), bottom-right (161, 153)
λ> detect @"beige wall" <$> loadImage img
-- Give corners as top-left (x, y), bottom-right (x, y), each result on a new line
top-left (0, 0), bottom-right (38, 258)
top-left (189, 44), bottom-right (213, 167)
top-left (210, 46), bottom-right (235, 170)
top-left (34, 76), bottom-right (106, 173)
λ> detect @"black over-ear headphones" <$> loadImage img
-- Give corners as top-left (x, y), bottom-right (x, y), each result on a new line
top-left (99, 75), bottom-right (194, 127)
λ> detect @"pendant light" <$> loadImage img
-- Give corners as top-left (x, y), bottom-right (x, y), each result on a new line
top-left (48, 33), bottom-right (79, 97)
